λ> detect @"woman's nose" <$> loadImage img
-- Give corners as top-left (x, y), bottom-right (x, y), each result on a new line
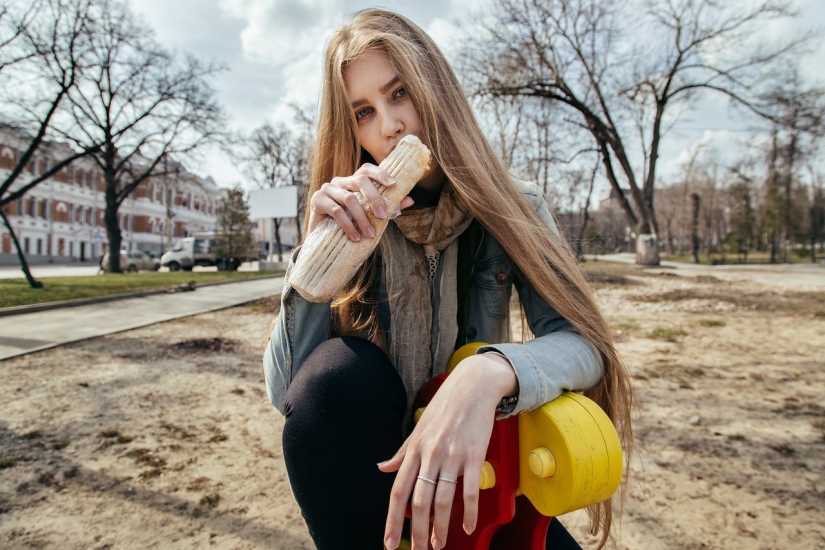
top-left (380, 110), bottom-right (404, 138)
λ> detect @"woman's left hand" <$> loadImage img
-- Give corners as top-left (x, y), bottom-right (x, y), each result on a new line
top-left (378, 353), bottom-right (518, 550)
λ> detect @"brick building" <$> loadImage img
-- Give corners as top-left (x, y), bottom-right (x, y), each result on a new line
top-left (0, 130), bottom-right (223, 265)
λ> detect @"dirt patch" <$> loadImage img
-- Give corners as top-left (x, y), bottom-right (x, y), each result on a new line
top-left (0, 264), bottom-right (823, 549)
top-left (630, 285), bottom-right (825, 314)
top-left (0, 307), bottom-right (308, 549)
top-left (171, 337), bottom-right (240, 353)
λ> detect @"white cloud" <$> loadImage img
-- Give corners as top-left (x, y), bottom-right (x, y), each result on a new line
top-left (266, 43), bottom-right (324, 125)
top-left (218, 0), bottom-right (343, 67)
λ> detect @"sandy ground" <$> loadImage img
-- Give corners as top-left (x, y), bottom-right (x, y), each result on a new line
top-left (1, 264), bottom-right (823, 549)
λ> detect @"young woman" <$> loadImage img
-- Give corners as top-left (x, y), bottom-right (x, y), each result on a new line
top-left (263, 8), bottom-right (633, 550)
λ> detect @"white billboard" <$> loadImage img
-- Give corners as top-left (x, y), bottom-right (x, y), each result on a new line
top-left (248, 186), bottom-right (298, 219)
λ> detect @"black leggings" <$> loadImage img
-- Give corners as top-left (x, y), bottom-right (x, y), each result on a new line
top-left (282, 337), bottom-right (580, 550)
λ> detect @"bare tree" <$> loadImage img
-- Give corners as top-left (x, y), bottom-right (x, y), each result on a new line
top-left (690, 192), bottom-right (700, 263)
top-left (215, 184), bottom-right (254, 269)
top-left (0, 0), bottom-right (96, 288)
top-left (761, 72), bottom-right (824, 261)
top-left (463, 0), bottom-right (810, 264)
top-left (474, 94), bottom-right (526, 170)
top-left (243, 119), bottom-right (310, 260)
top-left (727, 170), bottom-right (756, 262)
top-left (810, 176), bottom-right (824, 262)
top-left (572, 157), bottom-right (600, 259)
top-left (51, 0), bottom-right (226, 273)
top-left (0, 0), bottom-right (42, 72)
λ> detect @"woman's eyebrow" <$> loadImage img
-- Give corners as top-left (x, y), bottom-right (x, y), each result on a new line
top-left (350, 75), bottom-right (402, 109)
top-left (378, 75), bottom-right (401, 94)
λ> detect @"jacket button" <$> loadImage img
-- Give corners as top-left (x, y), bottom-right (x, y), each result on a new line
top-left (496, 273), bottom-right (507, 284)
top-left (466, 327), bottom-right (477, 339)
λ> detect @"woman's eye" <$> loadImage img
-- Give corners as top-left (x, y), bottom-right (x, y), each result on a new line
top-left (393, 87), bottom-right (407, 100)
top-left (355, 107), bottom-right (373, 121)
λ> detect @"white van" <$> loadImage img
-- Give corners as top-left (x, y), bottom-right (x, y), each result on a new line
top-left (161, 234), bottom-right (253, 271)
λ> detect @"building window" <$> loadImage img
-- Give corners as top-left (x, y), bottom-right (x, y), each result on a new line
top-left (75, 169), bottom-right (83, 187)
top-left (69, 241), bottom-right (73, 257)
top-left (68, 204), bottom-right (74, 223)
top-left (36, 238), bottom-right (42, 255)
top-left (24, 237), bottom-right (30, 254)
top-left (16, 197), bottom-right (22, 216)
top-left (85, 208), bottom-right (92, 225)
top-left (27, 198), bottom-right (35, 217)
top-left (77, 206), bottom-right (84, 225)
top-left (40, 198), bottom-right (48, 219)
top-left (68, 165), bottom-right (74, 184)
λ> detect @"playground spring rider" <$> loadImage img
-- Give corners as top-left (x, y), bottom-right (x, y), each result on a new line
top-left (398, 343), bottom-right (623, 550)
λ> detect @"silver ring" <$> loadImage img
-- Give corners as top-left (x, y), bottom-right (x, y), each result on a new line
top-left (416, 475), bottom-right (437, 485)
top-left (438, 477), bottom-right (458, 484)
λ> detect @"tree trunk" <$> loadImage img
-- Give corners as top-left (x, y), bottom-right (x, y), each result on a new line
top-left (575, 163), bottom-right (598, 260)
top-left (783, 126), bottom-right (798, 264)
top-left (274, 218), bottom-right (283, 262)
top-left (769, 230), bottom-right (777, 263)
top-left (635, 234), bottom-right (659, 265)
top-left (105, 187), bottom-right (123, 273)
top-left (690, 193), bottom-right (700, 264)
top-left (812, 199), bottom-right (822, 263)
top-left (0, 209), bottom-right (43, 288)
top-left (575, 211), bottom-right (587, 259)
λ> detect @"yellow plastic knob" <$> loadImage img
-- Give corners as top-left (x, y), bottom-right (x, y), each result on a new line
top-left (479, 461), bottom-right (496, 490)
top-left (529, 447), bottom-right (556, 478)
top-left (445, 342), bottom-right (489, 374)
top-left (413, 407), bottom-right (426, 425)
top-left (517, 392), bottom-right (623, 517)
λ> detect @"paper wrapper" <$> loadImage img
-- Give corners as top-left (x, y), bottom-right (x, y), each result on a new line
top-left (287, 135), bottom-right (432, 302)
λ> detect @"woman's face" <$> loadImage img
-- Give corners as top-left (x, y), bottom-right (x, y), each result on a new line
top-left (344, 49), bottom-right (444, 192)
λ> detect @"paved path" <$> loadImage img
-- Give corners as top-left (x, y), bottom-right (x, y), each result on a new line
top-left (0, 261), bottom-right (263, 279)
top-left (586, 253), bottom-right (825, 290)
top-left (0, 276), bottom-right (284, 361)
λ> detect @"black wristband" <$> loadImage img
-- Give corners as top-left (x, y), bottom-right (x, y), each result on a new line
top-left (496, 395), bottom-right (519, 412)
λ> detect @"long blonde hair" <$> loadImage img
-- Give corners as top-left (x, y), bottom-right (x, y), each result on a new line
top-left (308, 9), bottom-right (633, 546)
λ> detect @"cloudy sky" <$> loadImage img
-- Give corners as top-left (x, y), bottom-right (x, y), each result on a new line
top-left (129, 0), bottom-right (825, 193)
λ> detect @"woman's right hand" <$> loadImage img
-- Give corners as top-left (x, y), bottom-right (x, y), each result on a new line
top-left (307, 163), bottom-right (414, 241)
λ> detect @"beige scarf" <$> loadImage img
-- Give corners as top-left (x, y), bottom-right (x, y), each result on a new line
top-left (378, 183), bottom-right (474, 414)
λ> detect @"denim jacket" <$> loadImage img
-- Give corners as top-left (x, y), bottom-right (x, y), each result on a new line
top-left (263, 180), bottom-right (602, 417)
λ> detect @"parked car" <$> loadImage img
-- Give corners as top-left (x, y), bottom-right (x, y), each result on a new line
top-left (100, 250), bottom-right (161, 273)
top-left (161, 233), bottom-right (256, 272)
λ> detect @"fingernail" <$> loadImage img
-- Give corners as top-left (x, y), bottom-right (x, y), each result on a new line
top-left (365, 225), bottom-right (375, 238)
top-left (352, 232), bottom-right (360, 241)
top-left (464, 523), bottom-right (475, 535)
top-left (385, 536), bottom-right (397, 549)
top-left (387, 176), bottom-right (397, 184)
top-left (376, 206), bottom-right (387, 218)
top-left (432, 538), bottom-right (443, 549)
